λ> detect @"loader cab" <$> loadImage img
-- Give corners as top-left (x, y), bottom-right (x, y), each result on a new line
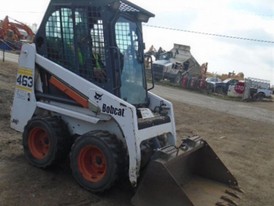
top-left (35, 0), bottom-right (154, 107)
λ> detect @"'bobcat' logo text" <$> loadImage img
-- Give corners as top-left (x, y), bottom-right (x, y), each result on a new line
top-left (102, 104), bottom-right (125, 117)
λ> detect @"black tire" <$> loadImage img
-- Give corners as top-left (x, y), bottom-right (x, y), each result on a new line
top-left (256, 92), bottom-right (265, 101)
top-left (23, 116), bottom-right (72, 168)
top-left (70, 131), bottom-right (124, 192)
top-left (215, 86), bottom-right (223, 94)
top-left (206, 83), bottom-right (213, 94)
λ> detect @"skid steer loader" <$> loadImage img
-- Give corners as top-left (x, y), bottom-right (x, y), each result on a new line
top-left (10, 0), bottom-right (241, 205)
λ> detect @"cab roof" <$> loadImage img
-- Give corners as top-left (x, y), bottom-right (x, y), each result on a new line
top-left (50, 0), bottom-right (155, 22)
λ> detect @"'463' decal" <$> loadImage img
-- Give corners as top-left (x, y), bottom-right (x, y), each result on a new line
top-left (16, 68), bottom-right (33, 92)
top-left (17, 75), bottom-right (33, 87)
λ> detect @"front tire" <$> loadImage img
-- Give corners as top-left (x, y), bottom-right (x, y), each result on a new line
top-left (70, 131), bottom-right (123, 192)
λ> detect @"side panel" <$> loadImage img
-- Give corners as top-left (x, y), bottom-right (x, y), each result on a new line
top-left (62, 116), bottom-right (118, 135)
top-left (10, 44), bottom-right (37, 132)
top-left (147, 91), bottom-right (176, 145)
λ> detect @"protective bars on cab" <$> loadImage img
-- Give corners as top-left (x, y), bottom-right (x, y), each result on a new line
top-left (45, 7), bottom-right (106, 83)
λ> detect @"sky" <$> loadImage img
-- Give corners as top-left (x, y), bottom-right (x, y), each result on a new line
top-left (1, 0), bottom-right (274, 85)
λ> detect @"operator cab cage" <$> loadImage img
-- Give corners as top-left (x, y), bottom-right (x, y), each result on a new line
top-left (35, 0), bottom-right (154, 107)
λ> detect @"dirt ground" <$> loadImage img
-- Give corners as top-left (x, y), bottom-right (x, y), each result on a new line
top-left (1, 61), bottom-right (274, 206)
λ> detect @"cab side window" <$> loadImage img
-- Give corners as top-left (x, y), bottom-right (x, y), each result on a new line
top-left (45, 7), bottom-right (107, 84)
top-left (46, 8), bottom-right (76, 73)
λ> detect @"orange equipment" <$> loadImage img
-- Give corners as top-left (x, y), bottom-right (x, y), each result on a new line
top-left (0, 16), bottom-right (35, 50)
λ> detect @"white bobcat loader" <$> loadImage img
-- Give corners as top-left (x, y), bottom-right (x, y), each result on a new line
top-left (10, 0), bottom-right (241, 205)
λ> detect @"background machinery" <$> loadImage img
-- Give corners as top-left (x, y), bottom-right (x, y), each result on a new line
top-left (152, 44), bottom-right (202, 85)
top-left (243, 77), bottom-right (273, 100)
top-left (0, 16), bottom-right (35, 50)
top-left (10, 0), bottom-right (241, 205)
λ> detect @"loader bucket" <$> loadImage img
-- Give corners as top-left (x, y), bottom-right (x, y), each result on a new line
top-left (132, 136), bottom-right (242, 206)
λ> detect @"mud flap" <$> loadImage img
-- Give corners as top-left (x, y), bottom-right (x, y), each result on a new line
top-left (132, 136), bottom-right (242, 206)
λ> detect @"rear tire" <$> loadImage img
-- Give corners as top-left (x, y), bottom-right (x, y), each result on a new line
top-left (70, 131), bottom-right (124, 192)
top-left (23, 117), bottom-right (71, 168)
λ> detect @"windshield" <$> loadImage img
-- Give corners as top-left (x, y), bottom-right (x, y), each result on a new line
top-left (115, 17), bottom-right (147, 105)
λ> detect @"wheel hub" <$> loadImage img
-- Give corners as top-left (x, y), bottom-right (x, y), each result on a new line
top-left (28, 127), bottom-right (50, 160)
top-left (78, 146), bottom-right (107, 182)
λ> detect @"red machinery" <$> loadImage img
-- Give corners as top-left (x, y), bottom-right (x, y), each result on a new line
top-left (0, 16), bottom-right (35, 50)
